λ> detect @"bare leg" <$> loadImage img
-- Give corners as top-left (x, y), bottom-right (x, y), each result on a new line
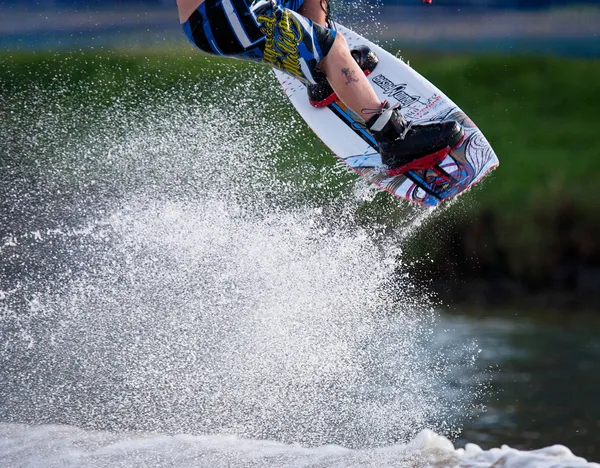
top-left (319, 34), bottom-right (382, 121)
top-left (303, 0), bottom-right (463, 175)
top-left (299, 0), bottom-right (381, 121)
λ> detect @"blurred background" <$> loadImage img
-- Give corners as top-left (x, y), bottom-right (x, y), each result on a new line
top-left (2, 0), bottom-right (600, 56)
top-left (1, 0), bottom-right (600, 465)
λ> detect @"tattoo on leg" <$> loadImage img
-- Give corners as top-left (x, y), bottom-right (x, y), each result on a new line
top-left (341, 68), bottom-right (359, 85)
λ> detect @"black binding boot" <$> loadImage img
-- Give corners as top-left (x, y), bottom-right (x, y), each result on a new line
top-left (308, 45), bottom-right (379, 108)
top-left (366, 102), bottom-right (464, 176)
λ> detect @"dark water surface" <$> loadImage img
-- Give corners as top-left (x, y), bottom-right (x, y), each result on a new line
top-left (443, 311), bottom-right (600, 459)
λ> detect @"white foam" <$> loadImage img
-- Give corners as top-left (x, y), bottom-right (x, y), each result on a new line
top-left (1, 424), bottom-right (598, 468)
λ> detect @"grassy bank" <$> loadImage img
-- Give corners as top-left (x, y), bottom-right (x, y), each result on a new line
top-left (3, 50), bottom-right (599, 212)
top-left (2, 50), bottom-right (600, 301)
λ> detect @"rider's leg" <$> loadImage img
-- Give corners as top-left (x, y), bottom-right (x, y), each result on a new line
top-left (298, 0), bottom-right (381, 119)
top-left (317, 33), bottom-right (381, 121)
top-left (181, 0), bottom-right (464, 174)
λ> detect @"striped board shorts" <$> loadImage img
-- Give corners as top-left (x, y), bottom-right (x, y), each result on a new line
top-left (182, 0), bottom-right (337, 84)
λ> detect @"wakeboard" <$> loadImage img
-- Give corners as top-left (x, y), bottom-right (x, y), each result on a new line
top-left (274, 24), bottom-right (499, 207)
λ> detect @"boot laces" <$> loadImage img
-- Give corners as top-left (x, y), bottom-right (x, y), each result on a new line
top-left (363, 101), bottom-right (412, 140)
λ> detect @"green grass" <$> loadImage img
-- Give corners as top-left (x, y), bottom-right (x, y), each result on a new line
top-left (408, 54), bottom-right (600, 213)
top-left (2, 50), bottom-right (600, 218)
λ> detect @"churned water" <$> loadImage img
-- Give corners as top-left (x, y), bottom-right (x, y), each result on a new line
top-left (1, 59), bottom-right (598, 467)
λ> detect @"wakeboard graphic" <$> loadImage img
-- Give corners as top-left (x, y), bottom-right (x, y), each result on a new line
top-left (274, 24), bottom-right (499, 207)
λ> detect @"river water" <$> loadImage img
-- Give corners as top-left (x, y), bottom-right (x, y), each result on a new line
top-left (438, 312), bottom-right (600, 459)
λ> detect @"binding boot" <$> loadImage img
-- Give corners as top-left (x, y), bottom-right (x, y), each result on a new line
top-left (365, 101), bottom-right (464, 176)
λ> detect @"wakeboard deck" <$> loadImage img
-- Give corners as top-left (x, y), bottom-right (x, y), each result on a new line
top-left (274, 24), bottom-right (499, 207)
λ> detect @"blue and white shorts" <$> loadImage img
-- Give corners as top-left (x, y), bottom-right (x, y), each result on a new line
top-left (182, 0), bottom-right (337, 84)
